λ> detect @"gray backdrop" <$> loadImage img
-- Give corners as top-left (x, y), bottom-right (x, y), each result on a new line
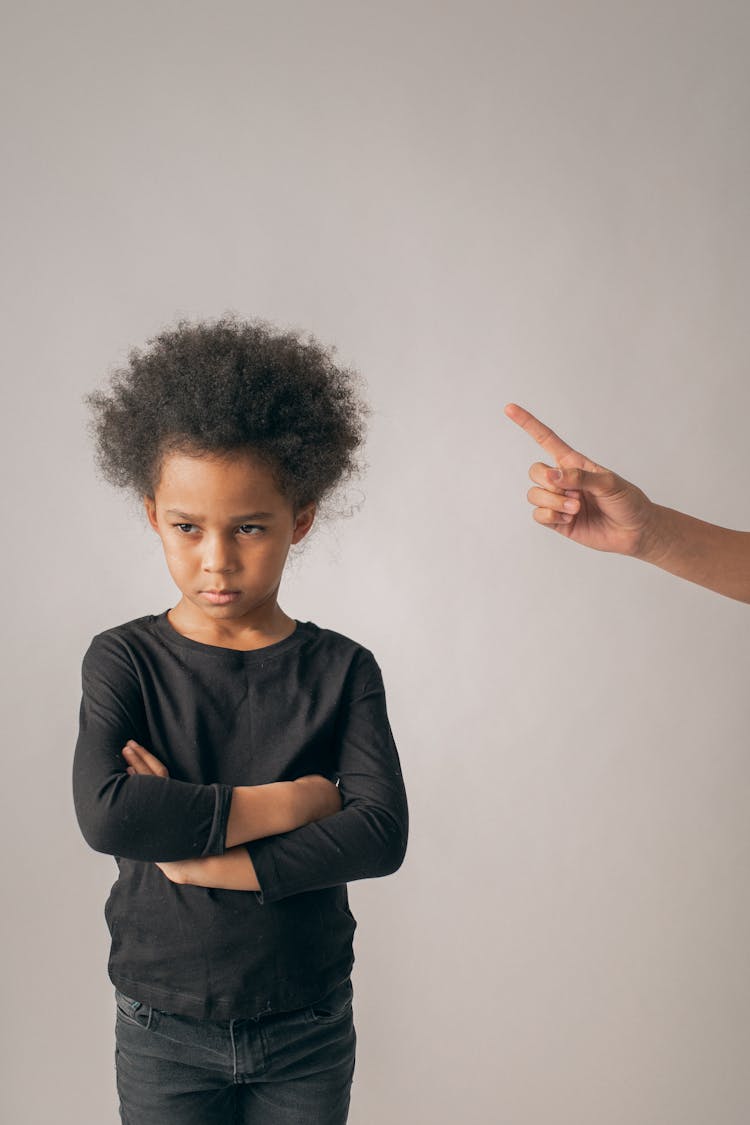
top-left (3, 2), bottom-right (750, 1122)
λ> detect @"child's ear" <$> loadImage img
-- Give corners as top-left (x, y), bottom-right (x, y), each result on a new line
top-left (144, 496), bottom-right (159, 533)
top-left (291, 503), bottom-right (316, 545)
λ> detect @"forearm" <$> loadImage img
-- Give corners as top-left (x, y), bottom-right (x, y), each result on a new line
top-left (638, 505), bottom-right (750, 602)
top-left (226, 776), bottom-right (341, 847)
top-left (241, 650), bottom-right (409, 905)
top-left (160, 846), bottom-right (261, 891)
top-left (76, 720), bottom-right (339, 861)
top-left (247, 792), bottom-right (409, 903)
top-left (225, 782), bottom-right (299, 847)
top-left (171, 802), bottom-right (407, 896)
top-left (73, 767), bottom-right (232, 862)
top-left (159, 779), bottom-right (345, 890)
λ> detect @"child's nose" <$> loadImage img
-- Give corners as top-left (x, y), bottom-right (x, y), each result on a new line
top-left (201, 536), bottom-right (237, 573)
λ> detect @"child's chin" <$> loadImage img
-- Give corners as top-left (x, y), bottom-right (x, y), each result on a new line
top-left (201, 603), bottom-right (244, 616)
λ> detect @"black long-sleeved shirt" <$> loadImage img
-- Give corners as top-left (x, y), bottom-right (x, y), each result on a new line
top-left (73, 612), bottom-right (408, 1020)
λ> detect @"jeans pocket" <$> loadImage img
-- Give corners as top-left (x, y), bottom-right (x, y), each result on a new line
top-left (307, 978), bottom-right (354, 1025)
top-left (115, 989), bottom-right (155, 1030)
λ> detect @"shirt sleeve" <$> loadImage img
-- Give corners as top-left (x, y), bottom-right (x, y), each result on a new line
top-left (72, 633), bottom-right (233, 862)
top-left (246, 648), bottom-right (408, 903)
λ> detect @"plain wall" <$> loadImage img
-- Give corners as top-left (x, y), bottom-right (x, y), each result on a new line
top-left (3, 2), bottom-right (750, 1122)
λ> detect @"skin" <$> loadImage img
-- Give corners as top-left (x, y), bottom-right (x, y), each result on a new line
top-left (123, 448), bottom-right (342, 890)
top-left (505, 403), bottom-right (750, 603)
top-left (144, 447), bottom-right (315, 650)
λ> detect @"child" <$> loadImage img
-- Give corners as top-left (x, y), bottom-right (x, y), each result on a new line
top-left (505, 402), bottom-right (750, 603)
top-left (73, 317), bottom-right (408, 1124)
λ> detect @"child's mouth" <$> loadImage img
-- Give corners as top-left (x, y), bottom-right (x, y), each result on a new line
top-left (200, 590), bottom-right (242, 605)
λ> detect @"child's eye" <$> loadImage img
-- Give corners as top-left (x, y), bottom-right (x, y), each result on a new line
top-left (174, 523), bottom-right (197, 534)
top-left (237, 524), bottom-right (264, 536)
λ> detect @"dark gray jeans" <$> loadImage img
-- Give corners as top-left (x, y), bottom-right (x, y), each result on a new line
top-left (114, 979), bottom-right (356, 1124)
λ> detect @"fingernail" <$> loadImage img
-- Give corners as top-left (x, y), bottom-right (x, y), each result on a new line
top-left (549, 469), bottom-right (562, 483)
top-left (563, 499), bottom-right (578, 512)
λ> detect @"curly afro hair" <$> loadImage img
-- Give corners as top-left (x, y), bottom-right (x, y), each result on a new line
top-left (87, 316), bottom-right (369, 511)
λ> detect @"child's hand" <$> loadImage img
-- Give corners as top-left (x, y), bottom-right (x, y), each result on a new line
top-left (122, 740), bottom-right (170, 778)
top-left (504, 402), bottom-right (656, 557)
top-left (155, 848), bottom-right (261, 891)
top-left (155, 859), bottom-right (190, 883)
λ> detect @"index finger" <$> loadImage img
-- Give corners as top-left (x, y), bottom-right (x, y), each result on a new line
top-left (124, 740), bottom-right (169, 778)
top-left (504, 403), bottom-right (578, 464)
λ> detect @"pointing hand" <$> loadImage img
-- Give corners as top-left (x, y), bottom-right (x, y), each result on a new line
top-left (504, 403), bottom-right (656, 557)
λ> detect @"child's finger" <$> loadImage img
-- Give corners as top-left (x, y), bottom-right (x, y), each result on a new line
top-left (122, 747), bottom-right (156, 775)
top-left (123, 753), bottom-right (153, 775)
top-left (123, 740), bottom-right (169, 778)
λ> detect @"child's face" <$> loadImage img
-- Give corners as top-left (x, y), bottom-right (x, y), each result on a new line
top-left (144, 449), bottom-right (314, 631)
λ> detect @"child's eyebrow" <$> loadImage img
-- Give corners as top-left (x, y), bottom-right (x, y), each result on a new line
top-left (166, 509), bottom-right (275, 521)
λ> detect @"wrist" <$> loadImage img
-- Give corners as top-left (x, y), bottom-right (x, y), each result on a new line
top-left (632, 501), bottom-right (670, 564)
top-left (156, 859), bottom-right (194, 885)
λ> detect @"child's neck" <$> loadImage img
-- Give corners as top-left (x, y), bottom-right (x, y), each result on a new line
top-left (167, 600), bottom-right (297, 651)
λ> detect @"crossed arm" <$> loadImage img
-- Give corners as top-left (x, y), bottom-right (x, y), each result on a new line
top-left (122, 740), bottom-right (338, 890)
top-left (74, 639), bottom-right (408, 901)
top-left (505, 403), bottom-right (750, 603)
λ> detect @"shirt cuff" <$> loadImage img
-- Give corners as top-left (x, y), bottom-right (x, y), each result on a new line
top-left (202, 783), bottom-right (234, 857)
top-left (245, 837), bottom-right (282, 904)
